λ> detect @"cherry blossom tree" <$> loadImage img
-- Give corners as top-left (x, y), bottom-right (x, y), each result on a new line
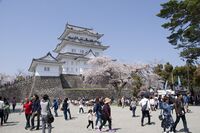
top-left (83, 56), bottom-right (150, 98)
top-left (0, 73), bottom-right (15, 87)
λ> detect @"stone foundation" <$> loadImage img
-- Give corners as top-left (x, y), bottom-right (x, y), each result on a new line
top-left (64, 88), bottom-right (133, 100)
top-left (0, 75), bottom-right (133, 101)
top-left (60, 74), bottom-right (83, 88)
top-left (32, 76), bottom-right (64, 99)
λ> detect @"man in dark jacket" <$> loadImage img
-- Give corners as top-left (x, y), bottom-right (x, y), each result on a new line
top-left (173, 94), bottom-right (189, 132)
top-left (30, 94), bottom-right (41, 130)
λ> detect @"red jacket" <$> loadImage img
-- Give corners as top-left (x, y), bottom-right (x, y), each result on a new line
top-left (23, 101), bottom-right (32, 114)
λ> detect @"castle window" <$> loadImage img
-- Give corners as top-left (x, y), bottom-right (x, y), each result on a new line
top-left (66, 67), bottom-right (69, 71)
top-left (95, 52), bottom-right (99, 56)
top-left (80, 50), bottom-right (84, 54)
top-left (44, 67), bottom-right (50, 71)
top-left (72, 49), bottom-right (76, 53)
top-left (76, 68), bottom-right (78, 72)
top-left (71, 61), bottom-right (74, 65)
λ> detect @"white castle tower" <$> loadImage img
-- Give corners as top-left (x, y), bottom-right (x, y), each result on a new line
top-left (29, 23), bottom-right (109, 76)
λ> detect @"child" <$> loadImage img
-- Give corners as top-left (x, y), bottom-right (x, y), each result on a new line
top-left (79, 99), bottom-right (84, 113)
top-left (87, 109), bottom-right (94, 129)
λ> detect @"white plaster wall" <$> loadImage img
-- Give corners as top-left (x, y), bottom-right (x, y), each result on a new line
top-left (61, 58), bottom-right (80, 75)
top-left (35, 64), bottom-right (60, 76)
top-left (67, 33), bottom-right (97, 41)
top-left (60, 43), bottom-right (103, 56)
top-left (61, 58), bottom-right (90, 75)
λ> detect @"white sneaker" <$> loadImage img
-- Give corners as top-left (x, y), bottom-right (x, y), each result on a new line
top-left (95, 126), bottom-right (99, 129)
top-left (109, 129), bottom-right (115, 133)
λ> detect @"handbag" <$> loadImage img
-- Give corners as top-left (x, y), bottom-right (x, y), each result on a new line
top-left (47, 113), bottom-right (54, 123)
top-left (47, 102), bottom-right (54, 123)
top-left (129, 106), bottom-right (132, 110)
top-left (158, 110), bottom-right (164, 121)
top-left (141, 101), bottom-right (148, 111)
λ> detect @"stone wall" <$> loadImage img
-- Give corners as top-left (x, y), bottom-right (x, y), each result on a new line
top-left (0, 76), bottom-right (64, 102)
top-left (60, 74), bottom-right (83, 88)
top-left (0, 75), bottom-right (133, 101)
top-left (64, 88), bottom-right (133, 100)
top-left (60, 74), bottom-right (107, 88)
top-left (32, 76), bottom-right (64, 99)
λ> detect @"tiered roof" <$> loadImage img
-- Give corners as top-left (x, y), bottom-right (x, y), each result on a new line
top-left (58, 23), bottom-right (104, 40)
top-left (28, 52), bottom-right (65, 72)
top-left (53, 23), bottom-right (109, 53)
top-left (53, 38), bottom-right (109, 53)
top-left (56, 49), bottom-right (96, 60)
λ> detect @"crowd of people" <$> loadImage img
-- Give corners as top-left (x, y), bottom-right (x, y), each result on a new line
top-left (0, 96), bottom-right (18, 126)
top-left (0, 92), bottom-right (193, 133)
top-left (127, 93), bottom-right (191, 133)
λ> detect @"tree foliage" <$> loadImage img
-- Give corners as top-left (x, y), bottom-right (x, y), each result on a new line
top-left (131, 72), bottom-right (143, 97)
top-left (83, 57), bottom-right (159, 97)
top-left (154, 62), bottom-right (173, 86)
top-left (154, 62), bottom-right (199, 90)
top-left (83, 57), bottom-right (134, 98)
top-left (193, 65), bottom-right (200, 86)
top-left (157, 0), bottom-right (200, 62)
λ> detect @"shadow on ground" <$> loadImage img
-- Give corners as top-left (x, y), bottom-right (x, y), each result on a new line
top-left (3, 121), bottom-right (19, 127)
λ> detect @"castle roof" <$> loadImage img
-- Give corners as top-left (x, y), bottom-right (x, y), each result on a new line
top-left (53, 38), bottom-right (109, 53)
top-left (58, 23), bottom-right (103, 40)
top-left (56, 49), bottom-right (96, 60)
top-left (28, 52), bottom-right (65, 72)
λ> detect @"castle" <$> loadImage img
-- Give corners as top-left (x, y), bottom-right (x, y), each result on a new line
top-left (28, 23), bottom-right (109, 77)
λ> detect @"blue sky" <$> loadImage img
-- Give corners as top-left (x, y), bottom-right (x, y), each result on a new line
top-left (0, 0), bottom-right (185, 75)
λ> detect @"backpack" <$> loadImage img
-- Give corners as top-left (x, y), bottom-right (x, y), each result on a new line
top-left (141, 101), bottom-right (148, 111)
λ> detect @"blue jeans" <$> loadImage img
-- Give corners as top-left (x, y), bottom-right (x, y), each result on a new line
top-left (95, 113), bottom-right (102, 126)
top-left (131, 106), bottom-right (136, 117)
top-left (64, 110), bottom-right (68, 120)
top-left (67, 109), bottom-right (72, 119)
top-left (54, 109), bottom-right (58, 117)
top-left (41, 115), bottom-right (52, 133)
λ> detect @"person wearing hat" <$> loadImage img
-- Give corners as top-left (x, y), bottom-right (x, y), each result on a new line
top-left (99, 98), bottom-right (112, 132)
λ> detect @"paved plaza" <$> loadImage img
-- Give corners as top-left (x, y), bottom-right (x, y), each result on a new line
top-left (0, 105), bottom-right (200, 133)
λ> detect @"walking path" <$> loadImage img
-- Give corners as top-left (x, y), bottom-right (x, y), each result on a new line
top-left (1, 105), bottom-right (200, 133)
